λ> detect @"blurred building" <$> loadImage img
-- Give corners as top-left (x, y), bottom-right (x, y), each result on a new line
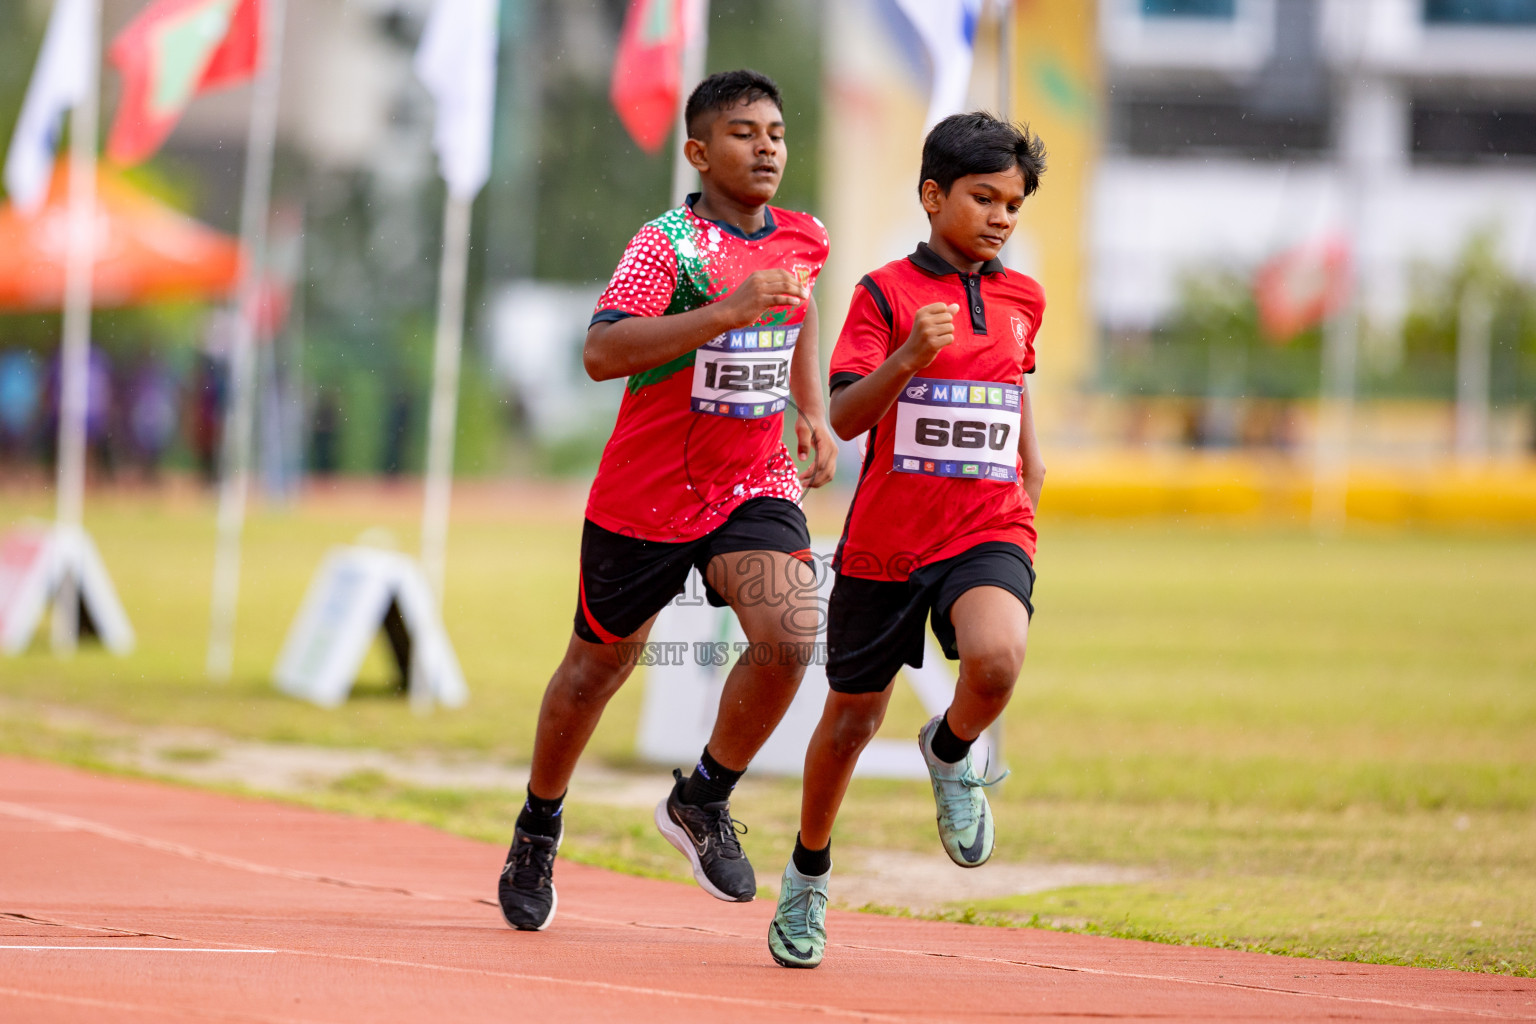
top-left (1095, 0), bottom-right (1536, 339)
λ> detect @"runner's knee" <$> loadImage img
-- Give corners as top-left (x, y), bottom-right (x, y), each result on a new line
top-left (554, 645), bottom-right (634, 706)
top-left (824, 701), bottom-right (884, 759)
top-left (959, 643), bottom-right (1024, 701)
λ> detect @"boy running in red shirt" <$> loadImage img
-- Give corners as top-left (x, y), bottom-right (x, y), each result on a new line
top-left (768, 112), bottom-right (1047, 968)
top-left (498, 70), bottom-right (836, 932)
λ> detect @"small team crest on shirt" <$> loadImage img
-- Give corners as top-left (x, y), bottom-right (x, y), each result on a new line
top-left (1010, 313), bottom-right (1029, 346)
top-left (794, 264), bottom-right (813, 288)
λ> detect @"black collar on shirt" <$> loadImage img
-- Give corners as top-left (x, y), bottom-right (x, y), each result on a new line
top-left (908, 241), bottom-right (1007, 278)
top-left (685, 192), bottom-right (777, 241)
top-left (907, 242), bottom-right (1006, 335)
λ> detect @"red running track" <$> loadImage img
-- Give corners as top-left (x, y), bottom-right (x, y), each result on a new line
top-left (1, 755), bottom-right (1532, 1023)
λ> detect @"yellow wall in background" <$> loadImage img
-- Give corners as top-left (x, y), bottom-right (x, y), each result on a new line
top-left (1008, 0), bottom-right (1100, 439)
top-left (819, 0), bottom-right (1100, 444)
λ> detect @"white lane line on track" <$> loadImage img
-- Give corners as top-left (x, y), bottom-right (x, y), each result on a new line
top-left (0, 800), bottom-right (460, 902)
top-left (5, 798), bottom-right (1533, 1022)
top-left (238, 944), bottom-right (913, 1023)
top-left (833, 942), bottom-right (1536, 1022)
top-left (0, 946), bottom-right (277, 952)
top-left (0, 984), bottom-right (321, 1024)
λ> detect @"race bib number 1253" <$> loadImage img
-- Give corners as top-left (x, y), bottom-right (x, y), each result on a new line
top-left (691, 325), bottom-right (799, 419)
top-left (892, 376), bottom-right (1021, 481)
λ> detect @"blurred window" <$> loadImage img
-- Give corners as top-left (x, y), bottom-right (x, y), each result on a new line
top-left (1412, 100), bottom-right (1536, 163)
top-left (1422, 0), bottom-right (1536, 24)
top-left (1142, 0), bottom-right (1238, 16)
top-left (1114, 95), bottom-right (1330, 158)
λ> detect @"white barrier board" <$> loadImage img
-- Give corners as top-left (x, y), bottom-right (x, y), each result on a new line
top-left (273, 546), bottom-right (467, 710)
top-left (636, 544), bottom-right (996, 780)
top-left (0, 523), bottom-right (134, 656)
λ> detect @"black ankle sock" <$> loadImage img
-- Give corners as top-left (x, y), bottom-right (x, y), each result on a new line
top-left (792, 833), bottom-right (831, 877)
top-left (516, 786), bottom-right (565, 837)
top-left (681, 747), bottom-right (744, 806)
top-left (929, 712), bottom-right (974, 764)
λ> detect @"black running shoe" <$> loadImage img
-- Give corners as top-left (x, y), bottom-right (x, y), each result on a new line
top-left (497, 823), bottom-right (560, 931)
top-left (654, 768), bottom-right (756, 902)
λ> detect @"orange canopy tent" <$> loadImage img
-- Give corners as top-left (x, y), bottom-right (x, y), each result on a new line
top-left (0, 164), bottom-right (242, 311)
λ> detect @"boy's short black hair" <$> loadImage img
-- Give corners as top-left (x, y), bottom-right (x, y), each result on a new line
top-left (684, 69), bottom-right (783, 139)
top-left (919, 112), bottom-right (1047, 198)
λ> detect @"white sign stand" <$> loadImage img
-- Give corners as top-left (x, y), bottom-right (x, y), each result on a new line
top-left (636, 545), bottom-right (998, 780)
top-left (273, 546), bottom-right (467, 710)
top-left (0, 522), bottom-right (134, 656)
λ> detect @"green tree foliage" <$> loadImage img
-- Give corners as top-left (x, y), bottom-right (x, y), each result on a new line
top-left (1106, 234), bottom-right (1536, 407)
top-left (1106, 271), bottom-right (1322, 401)
top-left (1399, 232), bottom-right (1536, 403)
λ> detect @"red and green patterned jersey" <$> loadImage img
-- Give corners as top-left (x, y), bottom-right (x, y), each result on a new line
top-left (585, 197), bottom-right (830, 542)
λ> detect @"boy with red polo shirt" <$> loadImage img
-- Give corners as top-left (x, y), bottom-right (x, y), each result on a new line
top-left (497, 70), bottom-right (836, 932)
top-left (768, 112), bottom-right (1047, 968)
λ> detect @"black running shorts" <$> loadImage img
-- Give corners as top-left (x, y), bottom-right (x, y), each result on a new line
top-left (574, 497), bottom-right (813, 644)
top-left (825, 541), bottom-right (1035, 695)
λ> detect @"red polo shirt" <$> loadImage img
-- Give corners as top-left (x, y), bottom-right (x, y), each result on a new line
top-left (829, 243), bottom-right (1045, 581)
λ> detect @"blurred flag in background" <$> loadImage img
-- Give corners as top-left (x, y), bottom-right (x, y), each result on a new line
top-left (610, 0), bottom-right (690, 154)
top-left (889, 0), bottom-right (984, 129)
top-left (106, 0), bottom-right (262, 166)
top-left (1254, 238), bottom-right (1352, 344)
top-left (4, 0), bottom-right (94, 215)
top-left (414, 0), bottom-right (500, 200)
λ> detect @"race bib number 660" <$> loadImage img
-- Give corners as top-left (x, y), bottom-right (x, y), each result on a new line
top-left (691, 325), bottom-right (799, 419)
top-left (893, 376), bottom-right (1021, 481)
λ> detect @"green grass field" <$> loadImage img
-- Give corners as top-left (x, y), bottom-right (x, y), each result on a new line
top-left (1, 483), bottom-right (1533, 975)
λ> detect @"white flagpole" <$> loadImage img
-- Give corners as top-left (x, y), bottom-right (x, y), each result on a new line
top-left (50, 0), bottom-right (101, 655)
top-left (419, 193), bottom-right (471, 602)
top-left (669, 0), bottom-right (710, 208)
top-left (207, 0), bottom-right (288, 680)
top-left (416, 0), bottom-right (499, 607)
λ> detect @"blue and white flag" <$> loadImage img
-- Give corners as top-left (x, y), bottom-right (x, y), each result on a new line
top-left (415, 0), bottom-right (501, 201)
top-left (4, 0), bottom-right (95, 215)
top-left (890, 0), bottom-right (983, 129)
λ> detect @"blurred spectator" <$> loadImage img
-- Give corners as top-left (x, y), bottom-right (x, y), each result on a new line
top-left (43, 347), bottom-right (118, 478)
top-left (310, 385), bottom-right (339, 476)
top-left (0, 349), bottom-right (41, 462)
top-left (188, 351), bottom-right (227, 485)
top-left (127, 355), bottom-right (180, 481)
top-left (380, 385), bottom-right (411, 477)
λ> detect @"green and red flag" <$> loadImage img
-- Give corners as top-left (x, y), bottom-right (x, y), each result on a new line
top-left (106, 0), bottom-right (262, 166)
top-left (610, 0), bottom-right (688, 154)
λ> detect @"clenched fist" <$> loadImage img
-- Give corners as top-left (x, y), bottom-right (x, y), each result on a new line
top-left (721, 269), bottom-right (809, 328)
top-left (898, 302), bottom-right (959, 371)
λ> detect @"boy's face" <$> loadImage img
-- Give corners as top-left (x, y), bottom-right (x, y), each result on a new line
top-left (686, 97), bottom-right (787, 206)
top-left (921, 165), bottom-right (1028, 266)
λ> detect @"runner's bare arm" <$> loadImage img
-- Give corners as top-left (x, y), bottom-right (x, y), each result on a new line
top-left (828, 302), bottom-right (959, 440)
top-left (1017, 377), bottom-right (1046, 512)
top-left (789, 295), bottom-right (836, 488)
top-left (584, 269), bottom-right (809, 381)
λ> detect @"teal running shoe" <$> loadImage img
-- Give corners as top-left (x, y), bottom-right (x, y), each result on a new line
top-left (918, 715), bottom-right (1008, 868)
top-left (767, 861), bottom-right (829, 968)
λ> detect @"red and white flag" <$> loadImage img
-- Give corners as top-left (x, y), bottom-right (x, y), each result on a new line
top-left (106, 0), bottom-right (262, 166)
top-left (1253, 237), bottom-right (1351, 343)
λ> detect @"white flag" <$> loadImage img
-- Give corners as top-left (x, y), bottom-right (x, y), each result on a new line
top-left (415, 0), bottom-right (500, 201)
top-left (4, 0), bottom-right (95, 215)
top-left (891, 0), bottom-right (983, 130)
